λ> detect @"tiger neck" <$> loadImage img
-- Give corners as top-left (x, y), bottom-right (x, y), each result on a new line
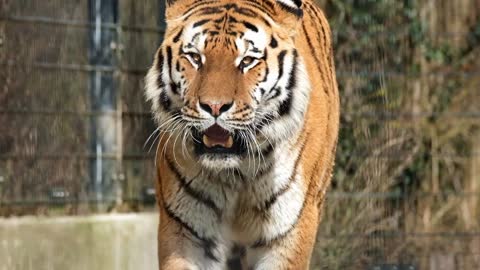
top-left (168, 124), bottom-right (305, 198)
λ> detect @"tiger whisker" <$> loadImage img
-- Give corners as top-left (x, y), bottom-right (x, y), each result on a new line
top-left (181, 127), bottom-right (192, 160)
top-left (146, 115), bottom-right (182, 153)
top-left (144, 126), bottom-right (160, 149)
top-left (248, 129), bottom-right (265, 178)
top-left (171, 124), bottom-right (185, 170)
top-left (159, 119), bottom-right (184, 160)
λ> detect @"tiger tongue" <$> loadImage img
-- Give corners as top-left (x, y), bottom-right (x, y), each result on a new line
top-left (203, 124), bottom-right (233, 148)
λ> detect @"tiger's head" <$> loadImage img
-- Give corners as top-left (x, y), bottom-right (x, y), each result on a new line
top-left (146, 0), bottom-right (310, 171)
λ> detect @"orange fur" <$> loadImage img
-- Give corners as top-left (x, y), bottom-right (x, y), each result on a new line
top-left (146, 0), bottom-right (339, 269)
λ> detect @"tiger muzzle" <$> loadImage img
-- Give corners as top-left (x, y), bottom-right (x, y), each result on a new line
top-left (192, 124), bottom-right (246, 156)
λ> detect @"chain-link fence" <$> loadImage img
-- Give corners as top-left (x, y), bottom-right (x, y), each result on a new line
top-left (0, 0), bottom-right (164, 213)
top-left (1, 0), bottom-right (479, 269)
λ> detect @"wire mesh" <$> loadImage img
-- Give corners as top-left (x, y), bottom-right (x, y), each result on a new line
top-left (0, 0), bottom-right (479, 269)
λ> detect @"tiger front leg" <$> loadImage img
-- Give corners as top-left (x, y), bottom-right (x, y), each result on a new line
top-left (246, 200), bottom-right (321, 270)
top-left (157, 205), bottom-right (229, 270)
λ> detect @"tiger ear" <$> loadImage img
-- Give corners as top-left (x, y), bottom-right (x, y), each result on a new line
top-left (271, 0), bottom-right (303, 35)
top-left (165, 0), bottom-right (197, 20)
top-left (275, 0), bottom-right (303, 17)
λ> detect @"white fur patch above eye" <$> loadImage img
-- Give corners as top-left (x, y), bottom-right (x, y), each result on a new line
top-left (276, 0), bottom-right (302, 8)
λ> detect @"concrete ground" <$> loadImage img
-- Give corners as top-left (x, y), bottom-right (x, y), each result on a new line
top-left (0, 213), bottom-right (158, 270)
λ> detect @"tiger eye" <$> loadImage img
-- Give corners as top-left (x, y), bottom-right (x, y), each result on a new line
top-left (191, 53), bottom-right (201, 63)
top-left (241, 56), bottom-right (255, 66)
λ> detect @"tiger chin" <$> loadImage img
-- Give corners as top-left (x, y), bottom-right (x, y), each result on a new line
top-left (145, 0), bottom-right (339, 269)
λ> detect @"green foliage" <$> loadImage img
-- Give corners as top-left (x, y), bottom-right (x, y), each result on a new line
top-left (314, 0), bottom-right (480, 268)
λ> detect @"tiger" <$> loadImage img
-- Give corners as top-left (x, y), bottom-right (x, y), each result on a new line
top-left (145, 0), bottom-right (339, 269)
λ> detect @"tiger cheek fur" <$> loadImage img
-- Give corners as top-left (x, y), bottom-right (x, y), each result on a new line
top-left (145, 1), bottom-right (339, 269)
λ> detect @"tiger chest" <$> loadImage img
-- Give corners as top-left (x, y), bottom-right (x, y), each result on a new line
top-left (224, 170), bottom-right (307, 246)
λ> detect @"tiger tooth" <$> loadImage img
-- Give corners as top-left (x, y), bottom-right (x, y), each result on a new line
top-left (225, 136), bottom-right (234, 148)
top-left (203, 135), bottom-right (213, 148)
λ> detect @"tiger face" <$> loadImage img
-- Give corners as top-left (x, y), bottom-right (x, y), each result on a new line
top-left (146, 0), bottom-right (310, 171)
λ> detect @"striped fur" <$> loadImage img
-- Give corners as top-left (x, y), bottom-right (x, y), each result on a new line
top-left (145, 0), bottom-right (339, 269)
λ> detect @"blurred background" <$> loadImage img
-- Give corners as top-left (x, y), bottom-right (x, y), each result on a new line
top-left (0, 0), bottom-right (479, 269)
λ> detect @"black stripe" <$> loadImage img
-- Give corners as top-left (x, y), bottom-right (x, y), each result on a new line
top-left (252, 193), bottom-right (307, 248)
top-left (173, 28), bottom-right (183, 43)
top-left (256, 161), bottom-right (274, 179)
top-left (193, 4), bottom-right (258, 20)
top-left (269, 36), bottom-right (278, 48)
top-left (278, 50), bottom-right (298, 116)
top-left (183, 115), bottom-right (207, 122)
top-left (262, 143), bottom-right (275, 157)
top-left (198, 7), bottom-right (224, 16)
top-left (286, 50), bottom-right (299, 90)
top-left (192, 32), bottom-right (202, 43)
top-left (264, 50), bottom-right (287, 102)
top-left (166, 157), bottom-right (222, 218)
top-left (252, 195), bottom-right (307, 248)
top-left (232, 105), bottom-right (252, 115)
top-left (166, 47), bottom-right (179, 95)
top-left (181, 0), bottom-right (220, 20)
top-left (225, 4), bottom-right (257, 17)
top-left (261, 167), bottom-right (294, 211)
top-left (260, 66), bottom-right (269, 83)
top-left (305, 2), bottom-right (327, 51)
top-left (228, 16), bottom-right (239, 23)
top-left (227, 258), bottom-right (242, 270)
top-left (231, 244), bottom-right (246, 257)
top-left (302, 23), bottom-right (324, 78)
top-left (311, 4), bottom-right (335, 93)
top-left (242, 21), bottom-right (258, 32)
top-left (183, 1), bottom-right (270, 27)
top-left (252, 133), bottom-right (310, 248)
top-left (156, 51), bottom-right (165, 89)
top-left (304, 5), bottom-right (332, 97)
top-left (304, 4), bottom-right (328, 62)
top-left (170, 82), bottom-right (179, 95)
top-left (277, 50), bottom-right (287, 79)
top-left (159, 91), bottom-right (171, 111)
top-left (268, 88), bottom-right (281, 100)
top-left (278, 94), bottom-right (293, 116)
top-left (277, 2), bottom-right (303, 18)
top-left (175, 60), bottom-right (181, 72)
top-left (233, 169), bottom-right (246, 183)
top-left (163, 203), bottom-right (219, 261)
top-left (243, 0), bottom-right (274, 17)
top-left (264, 49), bottom-right (287, 101)
top-left (166, 46), bottom-right (174, 80)
top-left (227, 244), bottom-right (246, 270)
top-left (256, 134), bottom-right (307, 212)
top-left (255, 112), bottom-right (274, 130)
top-left (193, 19), bottom-right (210, 28)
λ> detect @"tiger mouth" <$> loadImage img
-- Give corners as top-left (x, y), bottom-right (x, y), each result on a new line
top-left (192, 124), bottom-right (246, 156)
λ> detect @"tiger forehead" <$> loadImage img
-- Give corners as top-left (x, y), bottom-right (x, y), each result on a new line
top-left (169, 3), bottom-right (273, 48)
top-left (181, 1), bottom-right (275, 24)
top-left (186, 12), bottom-right (268, 48)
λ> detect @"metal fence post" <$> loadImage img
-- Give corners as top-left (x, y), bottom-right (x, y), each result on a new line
top-left (159, 0), bottom-right (166, 39)
top-left (88, 0), bottom-right (119, 210)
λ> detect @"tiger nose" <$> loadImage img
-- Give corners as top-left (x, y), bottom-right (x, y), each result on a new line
top-left (199, 101), bottom-right (233, 117)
